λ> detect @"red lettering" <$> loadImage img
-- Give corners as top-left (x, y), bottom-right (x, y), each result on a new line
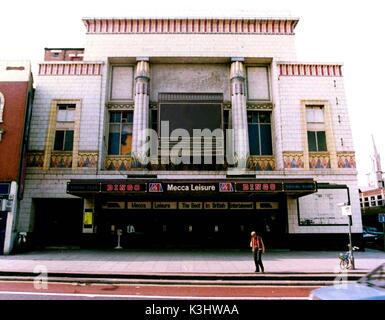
top-left (243, 184), bottom-right (249, 191)
top-left (270, 184), bottom-right (276, 191)
top-left (134, 184), bottom-right (140, 191)
top-left (106, 184), bottom-right (113, 192)
top-left (119, 184), bottom-right (126, 191)
top-left (263, 184), bottom-right (269, 191)
top-left (114, 184), bottom-right (119, 191)
top-left (126, 184), bottom-right (133, 191)
top-left (255, 184), bottom-right (262, 191)
top-left (249, 184), bottom-right (254, 191)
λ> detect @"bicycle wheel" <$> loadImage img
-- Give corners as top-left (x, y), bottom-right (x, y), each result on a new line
top-left (340, 259), bottom-right (349, 270)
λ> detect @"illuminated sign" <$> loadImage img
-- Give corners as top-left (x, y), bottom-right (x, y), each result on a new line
top-left (165, 183), bottom-right (217, 192)
top-left (101, 201), bottom-right (125, 209)
top-left (153, 202), bottom-right (177, 209)
top-left (178, 202), bottom-right (203, 209)
top-left (204, 202), bottom-right (228, 209)
top-left (235, 183), bottom-right (282, 192)
top-left (101, 183), bottom-right (147, 193)
top-left (83, 209), bottom-right (93, 234)
top-left (219, 182), bottom-right (234, 192)
top-left (127, 202), bottom-right (152, 209)
top-left (149, 183), bottom-right (163, 192)
top-left (66, 182), bottom-right (100, 193)
top-left (229, 202), bottom-right (254, 209)
top-left (66, 180), bottom-right (315, 195)
top-left (283, 183), bottom-right (316, 191)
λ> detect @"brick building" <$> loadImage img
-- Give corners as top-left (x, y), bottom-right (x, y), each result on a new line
top-left (0, 61), bottom-right (34, 254)
top-left (20, 17), bottom-right (361, 250)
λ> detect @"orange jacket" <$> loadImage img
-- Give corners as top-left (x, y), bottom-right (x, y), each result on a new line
top-left (250, 236), bottom-right (265, 252)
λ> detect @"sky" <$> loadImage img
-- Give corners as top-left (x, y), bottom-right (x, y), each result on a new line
top-left (0, 0), bottom-right (384, 186)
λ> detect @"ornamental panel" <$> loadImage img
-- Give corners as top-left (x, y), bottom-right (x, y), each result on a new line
top-left (309, 152), bottom-right (331, 169)
top-left (283, 152), bottom-right (304, 169)
top-left (337, 152), bottom-right (356, 169)
top-left (247, 156), bottom-right (275, 171)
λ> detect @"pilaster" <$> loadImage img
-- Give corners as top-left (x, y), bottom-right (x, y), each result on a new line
top-left (230, 59), bottom-right (249, 168)
top-left (132, 58), bottom-right (150, 163)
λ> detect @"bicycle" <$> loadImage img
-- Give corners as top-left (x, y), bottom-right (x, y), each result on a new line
top-left (339, 246), bottom-right (359, 270)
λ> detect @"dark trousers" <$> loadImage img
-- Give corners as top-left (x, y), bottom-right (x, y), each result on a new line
top-left (253, 249), bottom-right (264, 272)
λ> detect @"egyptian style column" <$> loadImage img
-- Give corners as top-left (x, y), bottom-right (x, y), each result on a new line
top-left (132, 58), bottom-right (150, 163)
top-left (230, 58), bottom-right (249, 168)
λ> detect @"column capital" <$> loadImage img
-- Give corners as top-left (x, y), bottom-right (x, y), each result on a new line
top-left (136, 57), bottom-right (150, 62)
top-left (135, 60), bottom-right (150, 80)
top-left (231, 57), bottom-right (245, 62)
top-left (230, 60), bottom-right (245, 80)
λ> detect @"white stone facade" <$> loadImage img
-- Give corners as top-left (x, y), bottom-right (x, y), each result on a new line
top-left (18, 17), bottom-right (361, 248)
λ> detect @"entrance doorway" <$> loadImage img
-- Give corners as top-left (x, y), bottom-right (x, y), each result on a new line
top-left (95, 204), bottom-right (288, 249)
top-left (33, 198), bottom-right (83, 248)
top-left (0, 211), bottom-right (7, 254)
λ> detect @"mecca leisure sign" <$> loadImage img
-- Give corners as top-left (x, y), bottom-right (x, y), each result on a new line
top-left (67, 180), bottom-right (315, 194)
top-left (149, 182), bottom-right (224, 193)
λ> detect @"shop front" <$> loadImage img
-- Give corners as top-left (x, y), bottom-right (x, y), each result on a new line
top-left (0, 182), bottom-right (11, 255)
top-left (67, 179), bottom-right (317, 249)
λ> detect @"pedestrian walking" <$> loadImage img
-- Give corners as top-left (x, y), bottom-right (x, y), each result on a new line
top-left (250, 231), bottom-right (265, 272)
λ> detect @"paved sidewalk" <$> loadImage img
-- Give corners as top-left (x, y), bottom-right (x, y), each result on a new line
top-left (0, 248), bottom-right (384, 275)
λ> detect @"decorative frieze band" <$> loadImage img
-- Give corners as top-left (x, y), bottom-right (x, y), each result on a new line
top-left (105, 156), bottom-right (143, 171)
top-left (246, 102), bottom-right (273, 110)
top-left (83, 18), bottom-right (298, 35)
top-left (107, 102), bottom-right (135, 110)
top-left (278, 64), bottom-right (343, 77)
top-left (158, 92), bottom-right (224, 103)
top-left (38, 63), bottom-right (103, 76)
top-left (337, 152), bottom-right (356, 169)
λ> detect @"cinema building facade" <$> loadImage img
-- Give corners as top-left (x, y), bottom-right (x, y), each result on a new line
top-left (18, 17), bottom-right (362, 250)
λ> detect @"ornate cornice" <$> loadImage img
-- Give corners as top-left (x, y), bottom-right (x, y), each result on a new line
top-left (38, 62), bottom-right (103, 76)
top-left (107, 102), bottom-right (135, 110)
top-left (83, 18), bottom-right (299, 35)
top-left (278, 63), bottom-right (343, 77)
top-left (246, 102), bottom-right (273, 110)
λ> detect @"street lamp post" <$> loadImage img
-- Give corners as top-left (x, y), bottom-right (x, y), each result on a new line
top-left (347, 214), bottom-right (355, 270)
top-left (339, 186), bottom-right (355, 270)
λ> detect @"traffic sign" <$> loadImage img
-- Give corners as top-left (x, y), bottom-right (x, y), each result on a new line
top-left (341, 205), bottom-right (352, 216)
top-left (378, 213), bottom-right (385, 223)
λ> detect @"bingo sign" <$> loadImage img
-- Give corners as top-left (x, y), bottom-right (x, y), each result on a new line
top-left (235, 182), bottom-right (282, 193)
top-left (101, 183), bottom-right (147, 193)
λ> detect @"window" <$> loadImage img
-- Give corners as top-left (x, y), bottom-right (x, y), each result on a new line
top-left (151, 109), bottom-right (158, 133)
top-left (108, 111), bottom-right (133, 155)
top-left (306, 106), bottom-right (327, 152)
top-left (307, 131), bottom-right (327, 151)
top-left (53, 104), bottom-right (75, 151)
top-left (371, 196), bottom-right (376, 206)
top-left (247, 111), bottom-right (272, 156)
top-left (223, 109), bottom-right (230, 150)
top-left (54, 130), bottom-right (74, 151)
